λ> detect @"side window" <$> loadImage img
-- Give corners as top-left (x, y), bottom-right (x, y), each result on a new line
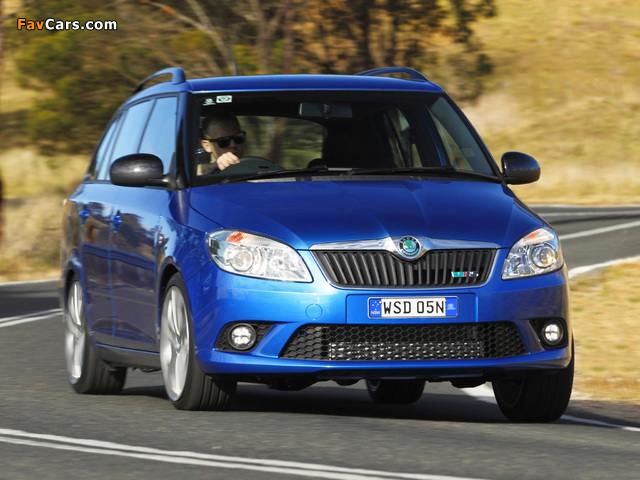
top-left (102, 100), bottom-right (153, 180)
top-left (90, 113), bottom-right (121, 180)
top-left (427, 97), bottom-right (493, 174)
top-left (382, 109), bottom-right (418, 168)
top-left (139, 96), bottom-right (178, 173)
top-left (431, 116), bottom-right (470, 170)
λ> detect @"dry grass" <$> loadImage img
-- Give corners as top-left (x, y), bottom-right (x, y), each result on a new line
top-left (0, 148), bottom-right (86, 283)
top-left (571, 261), bottom-right (640, 404)
top-left (0, 148), bottom-right (87, 200)
top-left (0, 197), bottom-right (63, 282)
top-left (1, 52), bottom-right (87, 281)
top-left (464, 0), bottom-right (640, 205)
top-left (510, 161), bottom-right (640, 206)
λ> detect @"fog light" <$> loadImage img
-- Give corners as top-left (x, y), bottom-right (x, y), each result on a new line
top-left (543, 321), bottom-right (563, 346)
top-left (228, 324), bottom-right (256, 351)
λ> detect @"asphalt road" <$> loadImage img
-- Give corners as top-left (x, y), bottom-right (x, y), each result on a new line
top-left (534, 205), bottom-right (640, 275)
top-left (1, 205), bottom-right (639, 480)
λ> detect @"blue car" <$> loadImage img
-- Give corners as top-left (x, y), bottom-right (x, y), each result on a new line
top-left (61, 67), bottom-right (572, 421)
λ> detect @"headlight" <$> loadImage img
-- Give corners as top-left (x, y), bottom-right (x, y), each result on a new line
top-left (502, 227), bottom-right (563, 280)
top-left (207, 230), bottom-right (312, 282)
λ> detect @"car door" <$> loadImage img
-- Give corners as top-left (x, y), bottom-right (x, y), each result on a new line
top-left (74, 113), bottom-right (123, 344)
top-left (110, 95), bottom-right (178, 351)
top-left (80, 99), bottom-right (154, 346)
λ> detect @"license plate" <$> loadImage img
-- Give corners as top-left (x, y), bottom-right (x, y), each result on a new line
top-left (368, 297), bottom-right (458, 318)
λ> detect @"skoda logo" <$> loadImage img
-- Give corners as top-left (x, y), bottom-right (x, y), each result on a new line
top-left (398, 236), bottom-right (421, 258)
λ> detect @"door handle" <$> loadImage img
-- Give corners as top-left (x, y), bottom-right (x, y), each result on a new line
top-left (79, 207), bottom-right (90, 226)
top-left (112, 211), bottom-right (122, 232)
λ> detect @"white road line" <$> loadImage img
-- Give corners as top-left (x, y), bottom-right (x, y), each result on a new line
top-left (542, 210), bottom-right (640, 218)
top-left (559, 219), bottom-right (640, 241)
top-left (560, 416), bottom-right (640, 433)
top-left (0, 309), bottom-right (61, 328)
top-left (463, 385), bottom-right (640, 432)
top-left (0, 278), bottom-right (58, 287)
top-left (568, 255), bottom-right (640, 279)
top-left (0, 429), bottom-right (487, 480)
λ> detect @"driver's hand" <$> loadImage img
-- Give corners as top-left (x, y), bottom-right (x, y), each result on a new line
top-left (216, 152), bottom-right (241, 170)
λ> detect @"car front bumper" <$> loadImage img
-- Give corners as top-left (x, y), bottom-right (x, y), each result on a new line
top-left (186, 256), bottom-right (571, 380)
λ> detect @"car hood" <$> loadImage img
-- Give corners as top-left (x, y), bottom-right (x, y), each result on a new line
top-left (189, 180), bottom-right (543, 250)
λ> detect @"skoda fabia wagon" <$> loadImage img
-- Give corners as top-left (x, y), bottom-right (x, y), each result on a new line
top-left (61, 67), bottom-right (573, 422)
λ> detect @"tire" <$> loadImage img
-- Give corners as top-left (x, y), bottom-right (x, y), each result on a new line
top-left (366, 379), bottom-right (425, 404)
top-left (160, 274), bottom-right (237, 410)
top-left (64, 278), bottom-right (126, 394)
top-left (492, 353), bottom-right (574, 423)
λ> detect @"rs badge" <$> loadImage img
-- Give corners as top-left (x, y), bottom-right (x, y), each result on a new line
top-left (452, 271), bottom-right (480, 278)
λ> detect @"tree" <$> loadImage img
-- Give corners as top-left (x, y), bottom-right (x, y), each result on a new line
top-left (294, 0), bottom-right (444, 73)
top-left (294, 0), bottom-right (496, 99)
top-left (9, 0), bottom-right (496, 153)
top-left (10, 0), bottom-right (165, 153)
top-left (124, 0), bottom-right (297, 75)
top-left (137, 0), bottom-right (496, 90)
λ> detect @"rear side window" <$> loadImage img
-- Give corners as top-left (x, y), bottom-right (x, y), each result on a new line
top-left (139, 96), bottom-right (178, 173)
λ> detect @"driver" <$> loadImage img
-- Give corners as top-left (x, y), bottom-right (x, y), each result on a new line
top-left (199, 110), bottom-right (245, 173)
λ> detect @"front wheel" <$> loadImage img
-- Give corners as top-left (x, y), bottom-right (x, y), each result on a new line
top-left (160, 274), bottom-right (236, 410)
top-left (366, 379), bottom-right (425, 404)
top-left (64, 278), bottom-right (126, 394)
top-left (492, 354), bottom-right (574, 422)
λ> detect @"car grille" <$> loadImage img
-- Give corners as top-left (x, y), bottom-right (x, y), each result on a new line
top-left (312, 249), bottom-right (496, 288)
top-left (280, 322), bottom-right (526, 361)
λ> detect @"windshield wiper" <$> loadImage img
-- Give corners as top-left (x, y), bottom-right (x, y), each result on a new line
top-left (344, 166), bottom-right (453, 175)
top-left (220, 165), bottom-right (333, 184)
top-left (220, 165), bottom-right (499, 184)
top-left (343, 166), bottom-right (499, 181)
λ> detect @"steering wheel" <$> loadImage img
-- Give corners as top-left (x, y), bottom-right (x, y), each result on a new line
top-left (222, 156), bottom-right (285, 175)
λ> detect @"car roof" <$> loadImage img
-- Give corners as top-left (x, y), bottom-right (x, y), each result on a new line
top-left (187, 74), bottom-right (444, 93)
top-left (127, 68), bottom-right (444, 103)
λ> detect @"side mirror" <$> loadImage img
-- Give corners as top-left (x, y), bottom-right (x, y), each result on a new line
top-left (501, 151), bottom-right (540, 185)
top-left (110, 154), bottom-right (167, 187)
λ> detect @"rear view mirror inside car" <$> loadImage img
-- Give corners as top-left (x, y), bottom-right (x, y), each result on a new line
top-left (299, 102), bottom-right (353, 119)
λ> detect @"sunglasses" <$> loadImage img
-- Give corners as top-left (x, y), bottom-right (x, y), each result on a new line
top-left (205, 131), bottom-right (246, 148)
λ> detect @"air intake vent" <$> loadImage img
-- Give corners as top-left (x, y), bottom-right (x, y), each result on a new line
top-left (280, 322), bottom-right (526, 361)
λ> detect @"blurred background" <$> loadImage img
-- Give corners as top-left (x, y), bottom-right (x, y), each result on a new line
top-left (1, 0), bottom-right (639, 280)
top-left (0, 0), bottom-right (638, 403)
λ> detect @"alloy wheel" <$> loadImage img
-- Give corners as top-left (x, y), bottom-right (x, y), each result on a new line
top-left (160, 285), bottom-right (190, 401)
top-left (64, 281), bottom-right (86, 384)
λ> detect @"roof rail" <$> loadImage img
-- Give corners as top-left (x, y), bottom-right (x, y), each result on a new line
top-left (132, 67), bottom-right (186, 95)
top-left (355, 67), bottom-right (428, 81)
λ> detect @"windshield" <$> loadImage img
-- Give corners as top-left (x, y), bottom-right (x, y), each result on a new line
top-left (190, 91), bottom-right (498, 185)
